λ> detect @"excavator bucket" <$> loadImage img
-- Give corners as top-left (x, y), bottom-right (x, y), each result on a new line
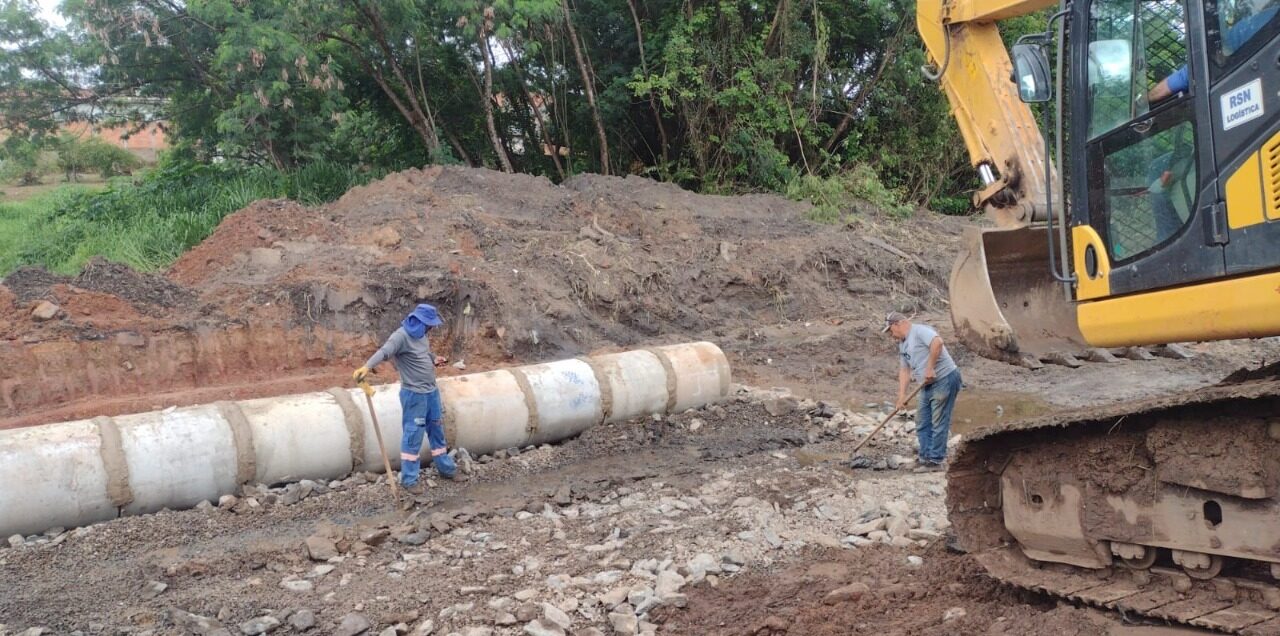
top-left (949, 226), bottom-right (1088, 367)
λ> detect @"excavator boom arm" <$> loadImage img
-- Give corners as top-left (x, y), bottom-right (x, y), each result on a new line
top-left (917, 0), bottom-right (1091, 366)
top-left (917, 0), bottom-right (1057, 227)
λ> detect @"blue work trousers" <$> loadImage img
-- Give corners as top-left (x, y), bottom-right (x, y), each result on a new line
top-left (916, 370), bottom-right (962, 464)
top-left (399, 387), bottom-right (456, 485)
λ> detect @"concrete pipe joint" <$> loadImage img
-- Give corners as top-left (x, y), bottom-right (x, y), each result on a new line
top-left (0, 342), bottom-right (731, 538)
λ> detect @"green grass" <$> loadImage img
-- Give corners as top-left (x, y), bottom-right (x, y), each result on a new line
top-left (0, 185), bottom-right (101, 275)
top-left (0, 161), bottom-right (382, 277)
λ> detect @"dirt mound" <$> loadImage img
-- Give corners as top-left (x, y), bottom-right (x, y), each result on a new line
top-left (175, 165), bottom-right (956, 356)
top-left (2, 266), bottom-right (69, 304)
top-left (8, 164), bottom-right (1279, 431)
top-left (73, 256), bottom-right (195, 310)
top-left (2, 165), bottom-right (961, 428)
top-left (168, 198), bottom-right (339, 286)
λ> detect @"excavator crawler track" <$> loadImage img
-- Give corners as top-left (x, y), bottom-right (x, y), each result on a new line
top-left (947, 368), bottom-right (1280, 633)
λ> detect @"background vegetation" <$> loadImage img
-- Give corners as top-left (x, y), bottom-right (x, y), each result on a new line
top-left (0, 0), bottom-right (1048, 274)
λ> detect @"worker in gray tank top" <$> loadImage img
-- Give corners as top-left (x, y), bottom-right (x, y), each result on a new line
top-left (883, 311), bottom-right (962, 471)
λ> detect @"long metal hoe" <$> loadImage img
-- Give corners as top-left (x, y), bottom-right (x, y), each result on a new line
top-left (357, 380), bottom-right (401, 504)
top-left (850, 382), bottom-right (925, 456)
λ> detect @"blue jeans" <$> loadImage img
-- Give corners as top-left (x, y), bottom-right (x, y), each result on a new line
top-left (400, 387), bottom-right (456, 484)
top-left (916, 370), bottom-right (962, 464)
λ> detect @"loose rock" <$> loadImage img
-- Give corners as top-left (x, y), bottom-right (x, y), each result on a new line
top-left (31, 301), bottom-right (59, 321)
top-left (142, 580), bottom-right (168, 599)
top-left (608, 612), bottom-right (638, 636)
top-left (523, 619), bottom-right (565, 636)
top-left (305, 536), bottom-right (338, 561)
top-left (823, 582), bottom-right (870, 605)
top-left (335, 613), bottom-right (373, 636)
top-left (290, 610), bottom-right (317, 631)
top-left (541, 603), bottom-right (573, 630)
top-left (170, 609), bottom-right (231, 636)
top-left (281, 579), bottom-right (314, 592)
top-left (239, 616), bottom-right (281, 635)
top-left (655, 570), bottom-right (686, 600)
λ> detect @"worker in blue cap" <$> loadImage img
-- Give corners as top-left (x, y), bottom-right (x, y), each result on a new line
top-left (354, 304), bottom-right (460, 494)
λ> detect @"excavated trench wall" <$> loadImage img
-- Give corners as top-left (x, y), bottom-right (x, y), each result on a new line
top-left (0, 324), bottom-right (376, 429)
top-left (0, 342), bottom-right (730, 537)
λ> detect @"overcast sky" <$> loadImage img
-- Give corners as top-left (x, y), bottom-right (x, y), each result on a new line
top-left (37, 0), bottom-right (65, 27)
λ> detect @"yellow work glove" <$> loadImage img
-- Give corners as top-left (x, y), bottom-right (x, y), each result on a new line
top-left (352, 366), bottom-right (370, 383)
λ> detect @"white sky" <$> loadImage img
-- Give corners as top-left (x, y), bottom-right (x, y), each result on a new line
top-left (37, 0), bottom-right (65, 28)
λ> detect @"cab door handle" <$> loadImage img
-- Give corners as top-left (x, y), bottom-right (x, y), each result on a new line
top-left (1130, 118), bottom-right (1154, 134)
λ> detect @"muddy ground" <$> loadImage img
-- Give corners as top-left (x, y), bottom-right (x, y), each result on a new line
top-left (0, 390), bottom-right (1234, 635)
top-left (4, 166), bottom-right (1280, 635)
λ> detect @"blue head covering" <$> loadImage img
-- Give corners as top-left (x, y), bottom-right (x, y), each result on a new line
top-left (402, 304), bottom-right (443, 339)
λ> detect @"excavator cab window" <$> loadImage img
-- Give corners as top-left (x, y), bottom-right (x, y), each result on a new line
top-left (1206, 0), bottom-right (1280, 63)
top-left (1087, 0), bottom-right (1192, 137)
top-left (1098, 116), bottom-right (1197, 260)
top-left (1085, 0), bottom-right (1199, 263)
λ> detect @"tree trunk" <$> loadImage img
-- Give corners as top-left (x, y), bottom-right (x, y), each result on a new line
top-left (543, 29), bottom-right (574, 170)
top-left (444, 127), bottom-right (474, 166)
top-left (351, 49), bottom-right (438, 155)
top-left (502, 40), bottom-right (565, 179)
top-left (478, 30), bottom-right (514, 173)
top-left (626, 0), bottom-right (668, 165)
top-left (263, 138), bottom-right (288, 171)
top-left (560, 0), bottom-right (609, 174)
top-left (348, 0), bottom-right (444, 157)
top-left (764, 0), bottom-right (789, 56)
top-left (414, 44), bottom-right (448, 163)
top-left (823, 20), bottom-right (908, 155)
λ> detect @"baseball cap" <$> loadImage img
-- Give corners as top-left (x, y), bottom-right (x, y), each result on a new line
top-left (881, 311), bottom-right (907, 333)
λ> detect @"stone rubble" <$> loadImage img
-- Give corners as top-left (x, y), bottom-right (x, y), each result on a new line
top-left (0, 388), bottom-right (954, 635)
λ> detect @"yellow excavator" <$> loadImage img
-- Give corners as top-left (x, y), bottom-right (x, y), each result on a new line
top-left (918, 0), bottom-right (1280, 629)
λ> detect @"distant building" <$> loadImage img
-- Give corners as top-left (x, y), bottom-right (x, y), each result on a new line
top-left (58, 95), bottom-right (168, 162)
top-left (59, 120), bottom-right (167, 163)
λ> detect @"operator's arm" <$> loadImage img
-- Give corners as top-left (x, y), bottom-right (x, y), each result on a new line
top-left (1148, 78), bottom-right (1174, 102)
top-left (925, 337), bottom-right (944, 384)
top-left (1149, 67), bottom-right (1189, 103)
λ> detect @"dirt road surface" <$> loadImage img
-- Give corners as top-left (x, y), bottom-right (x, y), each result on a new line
top-left (3, 380), bottom-right (1269, 635)
top-left (4, 166), bottom-right (1280, 635)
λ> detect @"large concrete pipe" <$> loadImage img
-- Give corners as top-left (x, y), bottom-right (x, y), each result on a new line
top-left (0, 342), bottom-right (730, 538)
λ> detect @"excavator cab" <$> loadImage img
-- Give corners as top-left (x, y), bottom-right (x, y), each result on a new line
top-left (929, 0), bottom-right (1280, 366)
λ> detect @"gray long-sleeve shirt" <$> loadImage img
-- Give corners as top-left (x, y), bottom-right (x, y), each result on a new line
top-left (365, 327), bottom-right (438, 393)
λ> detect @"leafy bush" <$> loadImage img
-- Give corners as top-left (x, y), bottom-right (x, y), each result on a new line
top-left (53, 135), bottom-right (143, 180)
top-left (54, 134), bottom-right (95, 181)
top-left (0, 139), bottom-right (43, 185)
top-left (88, 142), bottom-right (141, 177)
top-left (785, 174), bottom-right (849, 223)
top-left (0, 185), bottom-right (98, 274)
top-left (3, 160), bottom-right (382, 275)
top-left (786, 164), bottom-right (913, 222)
